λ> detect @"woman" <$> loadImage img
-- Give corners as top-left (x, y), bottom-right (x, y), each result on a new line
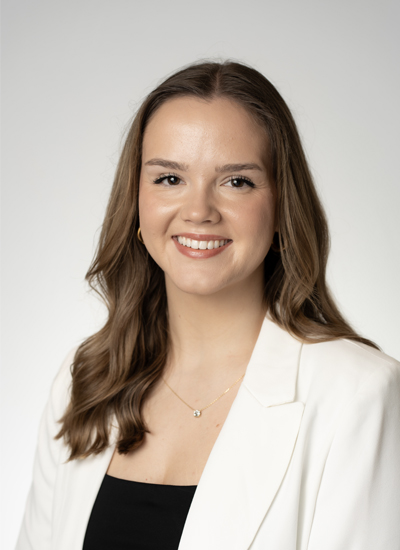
top-left (17, 61), bottom-right (400, 550)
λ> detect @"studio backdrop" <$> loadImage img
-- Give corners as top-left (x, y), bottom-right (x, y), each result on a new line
top-left (2, 0), bottom-right (399, 547)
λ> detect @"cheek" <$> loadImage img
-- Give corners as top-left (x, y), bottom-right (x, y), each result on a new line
top-left (138, 184), bottom-right (162, 250)
top-left (244, 205), bottom-right (276, 269)
top-left (138, 186), bottom-right (152, 227)
top-left (139, 185), bottom-right (165, 233)
top-left (138, 183), bottom-right (178, 254)
top-left (234, 196), bottom-right (276, 243)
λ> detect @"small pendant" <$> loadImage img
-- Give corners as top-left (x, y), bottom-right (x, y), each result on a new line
top-left (193, 409), bottom-right (201, 417)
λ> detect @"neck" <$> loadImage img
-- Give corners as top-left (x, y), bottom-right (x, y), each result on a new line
top-left (165, 267), bottom-right (266, 379)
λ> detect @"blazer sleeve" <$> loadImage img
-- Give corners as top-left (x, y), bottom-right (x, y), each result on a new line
top-left (307, 359), bottom-right (400, 550)
top-left (15, 349), bottom-right (76, 550)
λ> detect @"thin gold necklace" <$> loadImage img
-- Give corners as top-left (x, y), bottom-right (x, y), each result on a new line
top-left (163, 373), bottom-right (245, 418)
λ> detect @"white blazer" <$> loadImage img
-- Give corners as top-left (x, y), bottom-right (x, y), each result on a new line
top-left (16, 316), bottom-right (400, 550)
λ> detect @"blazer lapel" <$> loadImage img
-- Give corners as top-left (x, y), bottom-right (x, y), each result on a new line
top-left (178, 317), bottom-right (304, 550)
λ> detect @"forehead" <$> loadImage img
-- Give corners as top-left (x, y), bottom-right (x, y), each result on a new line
top-left (142, 96), bottom-right (269, 166)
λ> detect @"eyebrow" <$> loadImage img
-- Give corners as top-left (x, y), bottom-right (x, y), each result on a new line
top-left (144, 159), bottom-right (263, 172)
top-left (144, 158), bottom-right (189, 171)
top-left (215, 163), bottom-right (263, 172)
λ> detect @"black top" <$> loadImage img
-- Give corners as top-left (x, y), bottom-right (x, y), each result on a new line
top-left (83, 474), bottom-right (197, 550)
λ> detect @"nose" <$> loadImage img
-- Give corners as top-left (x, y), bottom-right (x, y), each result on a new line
top-left (180, 183), bottom-right (221, 225)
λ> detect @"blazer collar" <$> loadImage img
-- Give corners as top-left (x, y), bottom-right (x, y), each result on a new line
top-left (178, 315), bottom-right (304, 550)
top-left (243, 314), bottom-right (302, 407)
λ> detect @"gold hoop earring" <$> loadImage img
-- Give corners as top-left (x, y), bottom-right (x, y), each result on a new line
top-left (137, 227), bottom-right (144, 244)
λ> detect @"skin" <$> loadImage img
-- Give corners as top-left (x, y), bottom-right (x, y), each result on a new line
top-left (107, 96), bottom-right (278, 485)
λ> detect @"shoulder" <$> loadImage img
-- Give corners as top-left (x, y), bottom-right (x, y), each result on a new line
top-left (297, 338), bottom-right (400, 412)
top-left (302, 342), bottom-right (400, 548)
top-left (48, 347), bottom-right (78, 418)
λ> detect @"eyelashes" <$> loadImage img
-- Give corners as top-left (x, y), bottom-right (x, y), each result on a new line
top-left (153, 173), bottom-right (182, 186)
top-left (152, 173), bottom-right (256, 189)
top-left (226, 176), bottom-right (255, 189)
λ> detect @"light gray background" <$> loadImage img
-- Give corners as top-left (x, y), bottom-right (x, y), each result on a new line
top-left (2, 0), bottom-right (399, 546)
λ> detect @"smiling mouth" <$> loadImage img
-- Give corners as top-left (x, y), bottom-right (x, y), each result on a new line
top-left (174, 236), bottom-right (231, 250)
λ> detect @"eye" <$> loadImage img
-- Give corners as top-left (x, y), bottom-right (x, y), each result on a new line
top-left (153, 174), bottom-right (182, 186)
top-left (224, 176), bottom-right (255, 189)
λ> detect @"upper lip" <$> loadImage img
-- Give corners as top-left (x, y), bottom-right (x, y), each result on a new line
top-left (173, 233), bottom-right (231, 241)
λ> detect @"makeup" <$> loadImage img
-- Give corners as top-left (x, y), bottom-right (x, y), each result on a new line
top-left (172, 233), bottom-right (232, 259)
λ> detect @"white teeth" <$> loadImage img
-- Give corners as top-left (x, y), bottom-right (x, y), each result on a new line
top-left (176, 237), bottom-right (229, 250)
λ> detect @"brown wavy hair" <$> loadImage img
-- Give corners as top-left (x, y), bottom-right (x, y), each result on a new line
top-left (57, 60), bottom-right (377, 460)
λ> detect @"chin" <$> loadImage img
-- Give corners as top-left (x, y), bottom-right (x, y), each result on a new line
top-left (169, 272), bottom-right (231, 297)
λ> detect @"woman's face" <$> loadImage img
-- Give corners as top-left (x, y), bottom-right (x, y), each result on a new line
top-left (139, 96), bottom-right (277, 297)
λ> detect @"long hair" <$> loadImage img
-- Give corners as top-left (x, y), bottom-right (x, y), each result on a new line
top-left (57, 60), bottom-right (377, 460)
